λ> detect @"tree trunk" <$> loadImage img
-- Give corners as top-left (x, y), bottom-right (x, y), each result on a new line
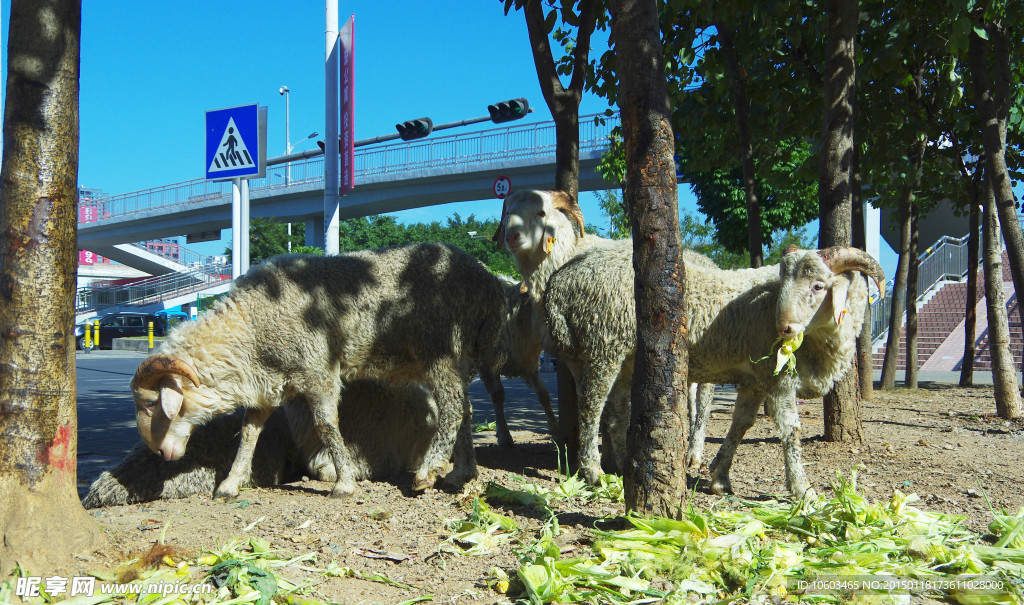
top-left (960, 193), bottom-right (981, 387)
top-left (851, 146), bottom-right (874, 400)
top-left (817, 0), bottom-right (861, 442)
top-left (0, 0), bottom-right (104, 575)
top-left (610, 0), bottom-right (689, 516)
top-left (714, 16), bottom-right (763, 268)
top-left (880, 137), bottom-right (927, 389)
top-left (904, 201), bottom-right (920, 388)
top-left (969, 24), bottom-right (1024, 331)
top-left (981, 173), bottom-right (1022, 419)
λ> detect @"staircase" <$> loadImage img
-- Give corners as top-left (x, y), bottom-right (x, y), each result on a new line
top-left (873, 250), bottom-right (1023, 371)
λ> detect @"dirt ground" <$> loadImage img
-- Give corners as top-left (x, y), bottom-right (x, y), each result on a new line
top-left (66, 382), bottom-right (1024, 603)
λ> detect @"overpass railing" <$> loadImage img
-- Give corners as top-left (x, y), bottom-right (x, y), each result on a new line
top-left (128, 241), bottom-right (220, 268)
top-left (76, 264), bottom-right (230, 314)
top-left (79, 113), bottom-right (620, 224)
top-left (870, 234), bottom-right (970, 340)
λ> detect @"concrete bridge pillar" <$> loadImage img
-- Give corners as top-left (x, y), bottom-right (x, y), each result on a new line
top-left (306, 217), bottom-right (325, 249)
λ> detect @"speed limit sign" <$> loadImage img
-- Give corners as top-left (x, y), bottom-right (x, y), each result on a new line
top-left (493, 175), bottom-right (512, 199)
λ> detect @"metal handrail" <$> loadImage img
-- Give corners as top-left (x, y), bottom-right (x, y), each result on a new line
top-left (78, 113), bottom-right (620, 225)
top-left (870, 233), bottom-right (972, 340)
top-left (76, 264), bottom-right (230, 314)
top-left (128, 240), bottom-right (221, 268)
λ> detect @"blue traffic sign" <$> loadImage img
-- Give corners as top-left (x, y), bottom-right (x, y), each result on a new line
top-left (205, 104), bottom-right (266, 181)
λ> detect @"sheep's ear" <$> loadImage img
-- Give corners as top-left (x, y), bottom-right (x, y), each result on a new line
top-left (492, 198), bottom-right (510, 250)
top-left (158, 376), bottom-right (184, 418)
top-left (828, 277), bottom-right (851, 325)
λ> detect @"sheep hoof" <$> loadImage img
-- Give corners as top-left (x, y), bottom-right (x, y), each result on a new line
top-left (581, 465), bottom-right (602, 487)
top-left (441, 470), bottom-right (478, 492)
top-left (313, 463), bottom-right (338, 483)
top-left (329, 480), bottom-right (356, 499)
top-left (213, 482), bottom-right (239, 501)
top-left (411, 474), bottom-right (437, 492)
top-left (710, 477), bottom-right (733, 496)
top-left (794, 486), bottom-right (816, 502)
top-left (496, 431), bottom-right (515, 449)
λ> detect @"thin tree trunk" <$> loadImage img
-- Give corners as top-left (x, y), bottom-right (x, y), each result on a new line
top-left (818, 0), bottom-right (861, 442)
top-left (0, 0), bottom-right (104, 574)
top-left (982, 172), bottom-right (1022, 419)
top-left (880, 137), bottom-right (927, 389)
top-left (960, 191), bottom-right (981, 387)
top-left (714, 16), bottom-right (763, 268)
top-left (904, 201), bottom-right (920, 388)
top-left (970, 25), bottom-right (1024, 329)
top-left (611, 0), bottom-right (689, 516)
top-left (851, 146), bottom-right (874, 400)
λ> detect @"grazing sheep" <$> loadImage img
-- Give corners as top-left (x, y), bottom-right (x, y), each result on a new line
top-left (543, 239), bottom-right (883, 498)
top-left (478, 275), bottom-right (559, 448)
top-left (131, 244), bottom-right (506, 501)
top-left (84, 380), bottom-right (438, 508)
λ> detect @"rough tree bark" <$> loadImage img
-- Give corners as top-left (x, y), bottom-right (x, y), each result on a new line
top-left (981, 173), bottom-right (1022, 419)
top-left (904, 201), bottom-right (920, 388)
top-left (818, 0), bottom-right (862, 442)
top-left (610, 0), bottom-right (689, 516)
top-left (880, 137), bottom-right (927, 390)
top-left (851, 146), bottom-right (874, 400)
top-left (969, 24), bottom-right (1024, 327)
top-left (713, 14), bottom-right (764, 268)
top-left (0, 0), bottom-right (104, 575)
top-left (521, 0), bottom-right (597, 451)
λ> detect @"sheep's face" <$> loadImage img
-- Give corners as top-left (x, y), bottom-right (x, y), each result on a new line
top-left (493, 190), bottom-right (585, 266)
top-left (131, 355), bottom-right (203, 461)
top-left (776, 246), bottom-right (886, 340)
top-left (776, 251), bottom-right (836, 339)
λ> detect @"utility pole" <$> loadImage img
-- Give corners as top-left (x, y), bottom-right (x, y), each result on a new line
top-left (324, 0), bottom-right (340, 255)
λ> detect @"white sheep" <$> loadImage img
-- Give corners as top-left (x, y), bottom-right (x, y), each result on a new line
top-left (85, 379), bottom-right (438, 508)
top-left (130, 243), bottom-right (506, 500)
top-left (495, 190), bottom-right (884, 498)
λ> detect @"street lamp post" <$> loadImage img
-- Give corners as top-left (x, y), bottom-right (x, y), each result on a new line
top-left (279, 86), bottom-right (291, 183)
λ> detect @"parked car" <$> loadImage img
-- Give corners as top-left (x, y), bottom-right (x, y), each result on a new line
top-left (156, 310), bottom-right (190, 329)
top-left (75, 312), bottom-right (166, 350)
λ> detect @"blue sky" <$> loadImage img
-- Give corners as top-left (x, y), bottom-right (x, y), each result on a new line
top-left (0, 1), bottom-right (908, 275)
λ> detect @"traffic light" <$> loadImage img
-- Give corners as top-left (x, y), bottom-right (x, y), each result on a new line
top-left (396, 117), bottom-right (434, 141)
top-left (488, 98), bottom-right (530, 123)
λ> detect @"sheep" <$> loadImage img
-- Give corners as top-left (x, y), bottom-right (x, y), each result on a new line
top-left (130, 243), bottom-right (506, 501)
top-left (84, 380), bottom-right (438, 508)
top-left (478, 274), bottom-right (559, 448)
top-left (541, 239), bottom-right (883, 498)
top-left (492, 190), bottom-right (719, 471)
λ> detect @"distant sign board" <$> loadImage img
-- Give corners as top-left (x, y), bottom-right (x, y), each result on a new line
top-left (493, 175), bottom-right (511, 199)
top-left (339, 15), bottom-right (355, 196)
top-left (205, 104), bottom-right (267, 181)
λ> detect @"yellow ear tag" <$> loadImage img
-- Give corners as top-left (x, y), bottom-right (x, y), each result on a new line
top-left (545, 236), bottom-right (556, 253)
top-left (836, 309), bottom-right (849, 326)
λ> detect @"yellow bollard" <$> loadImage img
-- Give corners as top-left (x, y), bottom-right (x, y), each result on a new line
top-left (93, 319), bottom-right (100, 350)
top-left (148, 321), bottom-right (154, 351)
top-left (84, 323), bottom-right (92, 354)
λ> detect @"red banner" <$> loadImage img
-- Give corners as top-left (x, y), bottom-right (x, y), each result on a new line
top-left (339, 15), bottom-right (355, 197)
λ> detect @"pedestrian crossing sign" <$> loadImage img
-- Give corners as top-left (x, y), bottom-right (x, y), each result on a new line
top-left (205, 104), bottom-right (267, 181)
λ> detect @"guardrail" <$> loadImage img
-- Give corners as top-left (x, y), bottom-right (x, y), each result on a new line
top-left (870, 234), bottom-right (971, 340)
top-left (78, 113), bottom-right (620, 224)
top-left (76, 264), bottom-right (230, 314)
top-left (128, 241), bottom-right (221, 268)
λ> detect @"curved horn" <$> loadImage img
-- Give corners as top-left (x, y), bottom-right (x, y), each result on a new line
top-left (816, 246), bottom-right (887, 298)
top-left (783, 244), bottom-right (800, 256)
top-left (548, 190), bottom-right (585, 239)
top-left (133, 355), bottom-right (201, 390)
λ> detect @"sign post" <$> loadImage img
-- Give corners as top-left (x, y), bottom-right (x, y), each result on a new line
top-left (339, 15), bottom-right (355, 198)
top-left (205, 103), bottom-right (266, 278)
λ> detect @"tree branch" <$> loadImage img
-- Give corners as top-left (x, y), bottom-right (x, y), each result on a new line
top-left (524, 0), bottom-right (567, 109)
top-left (568, 0), bottom-right (597, 99)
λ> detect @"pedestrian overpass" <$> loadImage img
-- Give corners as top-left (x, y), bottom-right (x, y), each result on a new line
top-left (77, 113), bottom-right (620, 266)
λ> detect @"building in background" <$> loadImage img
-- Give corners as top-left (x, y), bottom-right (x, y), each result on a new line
top-left (78, 186), bottom-right (109, 265)
top-left (145, 237), bottom-right (182, 262)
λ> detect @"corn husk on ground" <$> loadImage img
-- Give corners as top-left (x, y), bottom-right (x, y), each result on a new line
top-left (5, 470), bottom-right (1023, 605)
